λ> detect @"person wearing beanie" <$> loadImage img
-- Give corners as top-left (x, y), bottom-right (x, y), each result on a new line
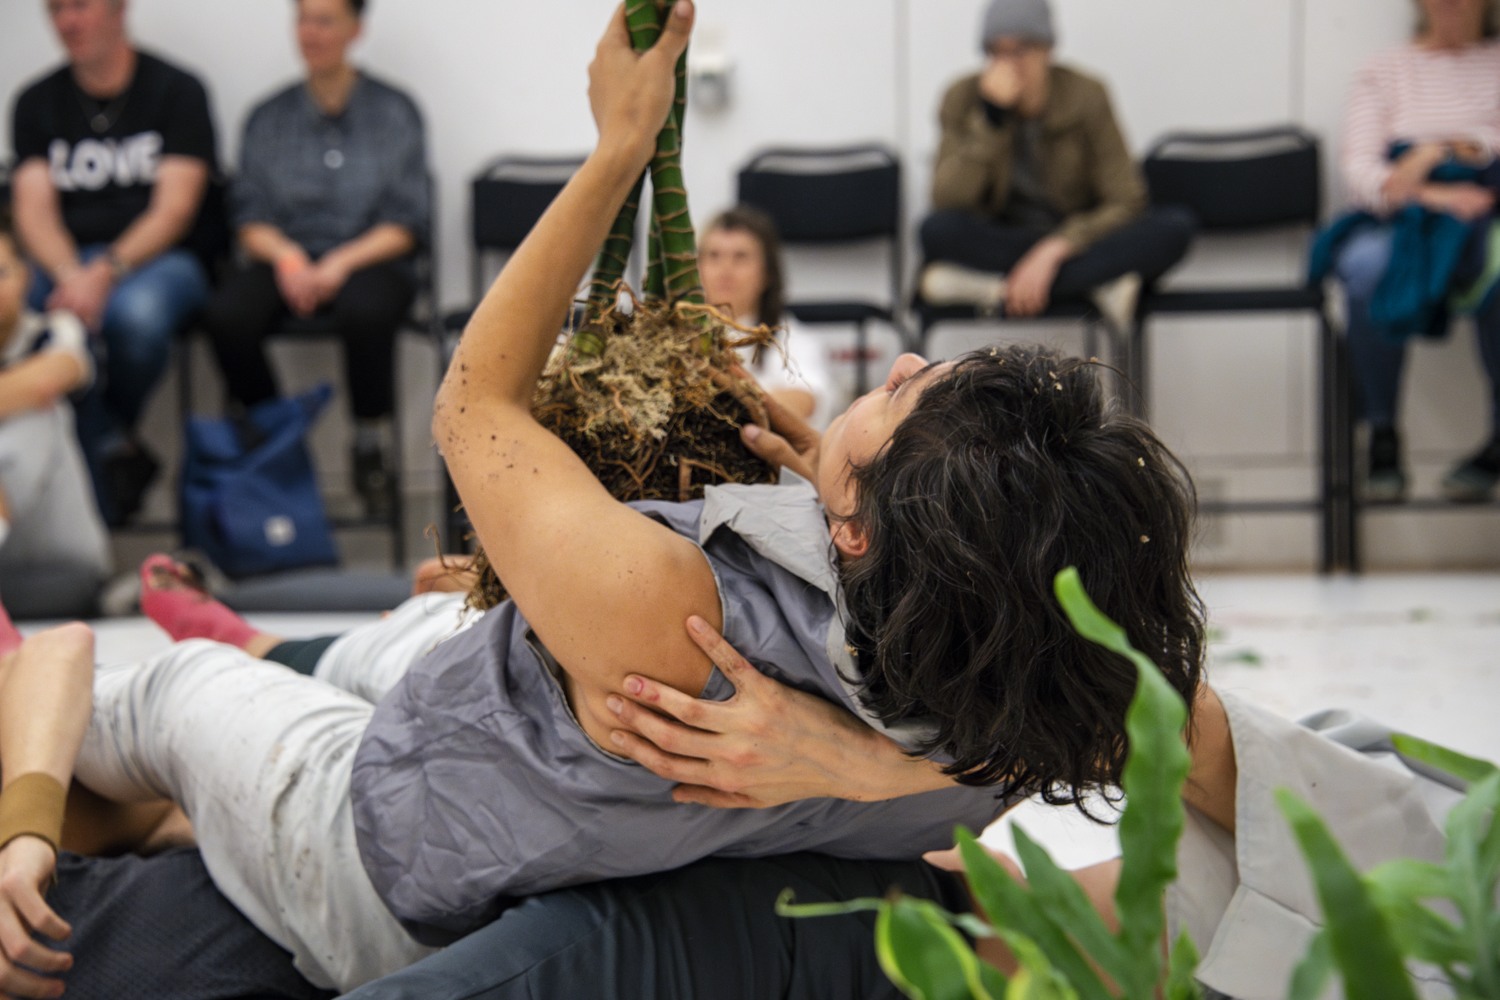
top-left (918, 0), bottom-right (1195, 329)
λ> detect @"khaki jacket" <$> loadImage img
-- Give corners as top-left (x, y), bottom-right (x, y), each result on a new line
top-left (931, 65), bottom-right (1146, 250)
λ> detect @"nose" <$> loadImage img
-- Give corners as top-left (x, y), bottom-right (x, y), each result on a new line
top-left (885, 353), bottom-right (928, 385)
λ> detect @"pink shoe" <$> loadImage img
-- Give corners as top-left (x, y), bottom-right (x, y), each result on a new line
top-left (139, 554), bottom-right (259, 650)
top-left (0, 597), bottom-right (20, 657)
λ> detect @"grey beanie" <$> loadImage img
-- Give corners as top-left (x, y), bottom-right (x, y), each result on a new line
top-left (980, 0), bottom-right (1056, 50)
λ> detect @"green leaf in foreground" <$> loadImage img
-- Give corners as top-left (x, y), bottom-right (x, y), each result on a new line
top-left (1391, 733), bottom-right (1499, 784)
top-left (1276, 789), bottom-right (1420, 1000)
top-left (1054, 566), bottom-right (1190, 998)
top-left (1164, 932), bottom-right (1204, 1000)
top-left (877, 897), bottom-right (999, 1000)
top-left (957, 829), bottom-right (1112, 999)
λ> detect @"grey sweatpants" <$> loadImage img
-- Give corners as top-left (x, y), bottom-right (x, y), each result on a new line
top-left (74, 593), bottom-right (474, 991)
top-left (0, 404), bottom-right (111, 617)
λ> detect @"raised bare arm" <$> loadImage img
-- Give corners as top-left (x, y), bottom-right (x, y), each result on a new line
top-left (432, 2), bottom-right (719, 745)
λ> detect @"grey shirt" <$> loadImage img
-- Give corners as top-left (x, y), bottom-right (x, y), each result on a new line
top-left (350, 483), bottom-right (1011, 945)
top-left (232, 73), bottom-right (430, 257)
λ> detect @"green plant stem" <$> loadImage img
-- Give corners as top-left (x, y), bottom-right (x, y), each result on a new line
top-left (581, 0), bottom-right (664, 341)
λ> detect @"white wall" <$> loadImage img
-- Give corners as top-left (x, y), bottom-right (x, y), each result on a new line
top-left (3, 0), bottom-right (1496, 568)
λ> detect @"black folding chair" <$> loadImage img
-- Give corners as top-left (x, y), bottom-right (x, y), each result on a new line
top-left (465, 154), bottom-right (587, 316)
top-left (1136, 126), bottom-right (1351, 571)
top-left (737, 145), bottom-right (906, 395)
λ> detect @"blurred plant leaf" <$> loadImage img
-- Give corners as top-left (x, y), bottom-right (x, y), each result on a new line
top-left (1164, 932), bottom-right (1203, 1000)
top-left (1055, 566), bottom-right (1189, 997)
top-left (1392, 734), bottom-right (1498, 784)
top-left (1010, 826), bottom-right (1127, 979)
top-left (956, 829), bottom-right (1113, 999)
top-left (1286, 930), bottom-right (1333, 1000)
top-left (1277, 789), bottom-right (1420, 1000)
top-left (876, 896), bottom-right (1000, 1000)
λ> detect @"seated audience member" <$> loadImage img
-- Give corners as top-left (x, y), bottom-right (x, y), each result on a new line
top-left (917, 0), bottom-right (1193, 329)
top-left (67, 7), bottom-right (1201, 991)
top-left (0, 213), bottom-right (111, 619)
top-left (700, 207), bottom-right (836, 427)
top-left (9, 0), bottom-right (217, 526)
top-left (203, 0), bottom-right (431, 519)
top-left (1327, 0), bottom-right (1500, 503)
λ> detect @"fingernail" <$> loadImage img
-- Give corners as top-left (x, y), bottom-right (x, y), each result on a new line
top-left (606, 696), bottom-right (624, 714)
top-left (742, 424), bottom-right (761, 442)
top-left (686, 615), bottom-right (707, 635)
top-left (624, 676), bottom-right (643, 695)
top-left (610, 731), bottom-right (626, 745)
top-left (675, 0), bottom-right (692, 16)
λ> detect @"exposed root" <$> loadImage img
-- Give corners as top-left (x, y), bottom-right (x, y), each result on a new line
top-left (465, 297), bottom-right (778, 612)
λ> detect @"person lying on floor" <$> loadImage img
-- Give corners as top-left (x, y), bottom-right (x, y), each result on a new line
top-left (0, 607), bottom-right (331, 1000)
top-left (344, 621), bottom-right (1463, 1000)
top-left (60, 3), bottom-right (1198, 992)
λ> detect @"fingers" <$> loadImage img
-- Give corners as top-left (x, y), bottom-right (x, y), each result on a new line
top-left (0, 904), bottom-right (70, 993)
top-left (921, 846), bottom-right (964, 873)
top-left (684, 616), bottom-right (771, 694)
top-left (607, 727), bottom-right (709, 785)
top-left (651, 0), bottom-right (695, 60)
top-left (606, 691), bottom-right (715, 753)
top-left (602, 2), bottom-right (630, 47)
top-left (760, 390), bottom-right (817, 447)
top-left (12, 890), bottom-right (69, 953)
top-left (671, 784), bottom-right (759, 809)
top-left (606, 671), bottom-right (711, 728)
top-left (741, 424), bottom-right (812, 480)
top-left (0, 959), bottom-right (67, 1000)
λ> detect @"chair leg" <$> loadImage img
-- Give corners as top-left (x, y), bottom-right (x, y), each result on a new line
top-left (389, 389), bottom-right (406, 570)
top-left (1129, 319), bottom-right (1150, 422)
top-left (1317, 311), bottom-right (1338, 573)
top-left (1335, 323), bottom-right (1361, 574)
top-left (854, 320), bottom-right (870, 397)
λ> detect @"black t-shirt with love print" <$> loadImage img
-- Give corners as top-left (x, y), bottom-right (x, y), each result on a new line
top-left (11, 50), bottom-right (217, 247)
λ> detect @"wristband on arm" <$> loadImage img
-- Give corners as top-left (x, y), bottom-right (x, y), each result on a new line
top-left (0, 772), bottom-right (67, 855)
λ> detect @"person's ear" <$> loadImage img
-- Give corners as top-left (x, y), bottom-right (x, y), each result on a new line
top-left (831, 518), bottom-right (869, 560)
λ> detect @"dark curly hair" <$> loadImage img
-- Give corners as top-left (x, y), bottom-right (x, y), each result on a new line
top-left (840, 345), bottom-right (1205, 812)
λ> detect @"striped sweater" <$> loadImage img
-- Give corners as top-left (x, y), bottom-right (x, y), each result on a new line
top-left (1339, 40), bottom-right (1500, 211)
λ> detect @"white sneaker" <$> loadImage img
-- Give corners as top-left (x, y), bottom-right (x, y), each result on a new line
top-left (920, 263), bottom-right (1008, 311)
top-left (1090, 272), bottom-right (1142, 332)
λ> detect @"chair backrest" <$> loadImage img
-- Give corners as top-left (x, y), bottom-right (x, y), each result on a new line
top-left (472, 155), bottom-right (585, 252)
top-left (1144, 127), bottom-right (1321, 231)
top-left (737, 144), bottom-right (902, 244)
top-left (469, 154), bottom-right (585, 304)
top-left (735, 144), bottom-right (905, 326)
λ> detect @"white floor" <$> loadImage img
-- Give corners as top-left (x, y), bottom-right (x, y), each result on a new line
top-left (987, 573), bottom-right (1500, 867)
top-left (26, 572), bottom-right (1500, 872)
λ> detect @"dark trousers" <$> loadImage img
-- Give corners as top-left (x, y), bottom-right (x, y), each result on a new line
top-left (203, 261), bottom-right (416, 420)
top-left (343, 852), bottom-right (970, 1000)
top-left (920, 206), bottom-right (1196, 298)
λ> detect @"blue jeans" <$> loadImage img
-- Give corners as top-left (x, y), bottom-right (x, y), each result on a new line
top-left (1334, 226), bottom-right (1500, 435)
top-left (29, 246), bottom-right (210, 510)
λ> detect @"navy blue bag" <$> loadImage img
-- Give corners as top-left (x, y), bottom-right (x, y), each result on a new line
top-left (180, 384), bottom-right (340, 579)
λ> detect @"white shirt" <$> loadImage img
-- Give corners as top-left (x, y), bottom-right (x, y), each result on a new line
top-left (734, 316), bottom-right (835, 430)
